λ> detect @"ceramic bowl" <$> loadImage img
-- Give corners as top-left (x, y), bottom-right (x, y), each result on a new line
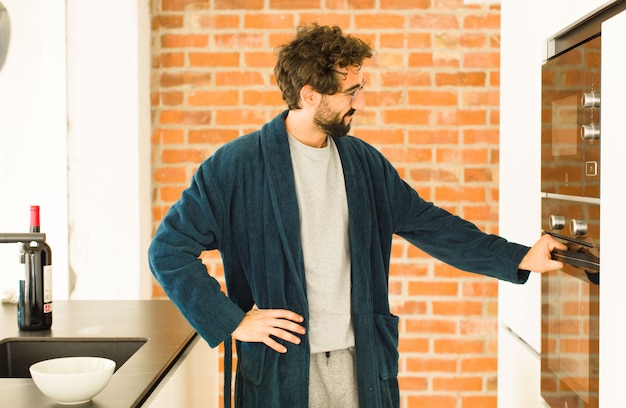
top-left (29, 356), bottom-right (115, 405)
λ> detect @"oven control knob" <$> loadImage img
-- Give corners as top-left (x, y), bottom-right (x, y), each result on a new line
top-left (570, 219), bottom-right (588, 236)
top-left (580, 124), bottom-right (600, 140)
top-left (548, 215), bottom-right (565, 230)
top-left (581, 92), bottom-right (600, 108)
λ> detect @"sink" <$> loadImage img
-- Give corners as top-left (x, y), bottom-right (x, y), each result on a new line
top-left (0, 337), bottom-right (147, 378)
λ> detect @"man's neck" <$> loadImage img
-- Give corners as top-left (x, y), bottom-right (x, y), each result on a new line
top-left (285, 110), bottom-right (328, 148)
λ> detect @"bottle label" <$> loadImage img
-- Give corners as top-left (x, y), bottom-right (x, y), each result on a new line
top-left (43, 265), bottom-right (53, 308)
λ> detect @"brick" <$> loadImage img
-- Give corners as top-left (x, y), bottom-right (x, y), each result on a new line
top-left (382, 0), bottom-right (430, 9)
top-left (214, 0), bottom-right (263, 9)
top-left (406, 357), bottom-right (457, 373)
top-left (243, 90), bottom-right (285, 106)
top-left (161, 148), bottom-right (206, 164)
top-left (398, 375), bottom-right (428, 390)
top-left (410, 14), bottom-right (460, 30)
top-left (463, 395), bottom-right (498, 408)
top-left (188, 90), bottom-right (239, 106)
top-left (408, 90), bottom-right (457, 106)
top-left (160, 185), bottom-right (187, 202)
top-left (405, 319), bottom-right (457, 335)
top-left (189, 14), bottom-right (240, 29)
top-left (432, 300), bottom-right (483, 316)
top-left (408, 52), bottom-right (434, 67)
top-left (381, 146), bottom-right (432, 163)
top-left (383, 109), bottom-right (431, 125)
top-left (214, 33), bottom-right (266, 49)
top-left (214, 109), bottom-right (267, 126)
top-left (407, 396), bottom-right (456, 408)
top-left (161, 0), bottom-right (209, 12)
top-left (390, 262), bottom-right (429, 278)
top-left (189, 52), bottom-right (239, 67)
top-left (398, 337), bottom-right (430, 353)
top-left (434, 338), bottom-right (485, 354)
top-left (464, 52), bottom-right (500, 69)
top-left (160, 91), bottom-right (184, 106)
top-left (435, 72), bottom-right (486, 87)
top-left (436, 109), bottom-right (487, 126)
top-left (408, 281), bottom-right (458, 296)
top-left (269, 0), bottom-right (319, 9)
top-left (463, 14), bottom-right (500, 30)
top-left (151, 15), bottom-right (184, 30)
top-left (244, 14), bottom-right (295, 29)
top-left (161, 33), bottom-right (209, 48)
top-left (154, 167), bottom-right (188, 183)
top-left (327, 0), bottom-right (376, 9)
top-left (188, 129), bottom-right (239, 144)
top-left (244, 52), bottom-right (278, 68)
top-left (355, 14), bottom-right (406, 29)
top-left (215, 71), bottom-right (264, 87)
top-left (151, 128), bottom-right (185, 144)
top-left (433, 376), bottom-right (483, 391)
top-left (297, 14), bottom-right (351, 29)
top-left (461, 356), bottom-right (497, 372)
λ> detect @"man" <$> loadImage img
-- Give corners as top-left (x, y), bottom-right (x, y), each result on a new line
top-left (148, 23), bottom-right (565, 408)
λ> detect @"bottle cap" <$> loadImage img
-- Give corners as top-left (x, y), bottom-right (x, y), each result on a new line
top-left (30, 205), bottom-right (40, 229)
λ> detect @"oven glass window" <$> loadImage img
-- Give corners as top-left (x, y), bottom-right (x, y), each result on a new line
top-left (551, 94), bottom-right (578, 157)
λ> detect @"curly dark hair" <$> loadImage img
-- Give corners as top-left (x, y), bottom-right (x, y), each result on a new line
top-left (274, 24), bottom-right (374, 110)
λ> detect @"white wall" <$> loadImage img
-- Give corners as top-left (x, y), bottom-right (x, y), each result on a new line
top-left (0, 0), bottom-right (69, 300)
top-left (0, 0), bottom-right (151, 301)
top-left (65, 0), bottom-right (152, 299)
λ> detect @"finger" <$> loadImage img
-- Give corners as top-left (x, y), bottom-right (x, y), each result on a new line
top-left (264, 337), bottom-right (288, 353)
top-left (268, 326), bottom-right (302, 345)
top-left (263, 308), bottom-right (304, 323)
top-left (270, 317), bottom-right (306, 335)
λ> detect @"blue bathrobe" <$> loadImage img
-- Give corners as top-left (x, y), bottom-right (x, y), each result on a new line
top-left (148, 110), bottom-right (531, 408)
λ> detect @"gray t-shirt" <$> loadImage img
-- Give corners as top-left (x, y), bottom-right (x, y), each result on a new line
top-left (288, 134), bottom-right (354, 353)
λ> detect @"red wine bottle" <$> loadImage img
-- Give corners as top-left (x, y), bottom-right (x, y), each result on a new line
top-left (18, 205), bottom-right (53, 330)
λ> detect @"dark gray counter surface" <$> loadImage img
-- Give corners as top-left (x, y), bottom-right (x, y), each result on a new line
top-left (0, 300), bottom-right (196, 407)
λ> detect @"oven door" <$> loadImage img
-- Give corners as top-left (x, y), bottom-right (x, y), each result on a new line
top-left (541, 35), bottom-right (601, 199)
top-left (541, 197), bottom-right (600, 408)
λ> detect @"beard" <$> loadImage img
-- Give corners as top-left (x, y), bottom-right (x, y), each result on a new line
top-left (314, 100), bottom-right (355, 138)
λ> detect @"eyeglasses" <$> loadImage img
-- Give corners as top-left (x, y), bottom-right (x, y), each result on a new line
top-left (349, 79), bottom-right (366, 104)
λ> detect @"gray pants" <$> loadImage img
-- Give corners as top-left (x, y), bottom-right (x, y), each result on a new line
top-left (309, 348), bottom-right (359, 408)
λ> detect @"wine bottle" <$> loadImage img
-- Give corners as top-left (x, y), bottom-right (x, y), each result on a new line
top-left (18, 205), bottom-right (53, 330)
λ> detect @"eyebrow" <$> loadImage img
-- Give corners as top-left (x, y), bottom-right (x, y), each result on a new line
top-left (343, 80), bottom-right (365, 94)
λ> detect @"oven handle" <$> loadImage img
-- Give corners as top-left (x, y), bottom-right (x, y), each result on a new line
top-left (550, 248), bottom-right (599, 273)
top-left (543, 230), bottom-right (594, 248)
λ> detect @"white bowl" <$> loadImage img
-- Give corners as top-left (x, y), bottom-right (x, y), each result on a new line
top-left (29, 357), bottom-right (115, 405)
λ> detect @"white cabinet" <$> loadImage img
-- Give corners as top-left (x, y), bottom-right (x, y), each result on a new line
top-left (143, 336), bottom-right (218, 408)
top-left (497, 324), bottom-right (542, 408)
top-left (599, 9), bottom-right (626, 407)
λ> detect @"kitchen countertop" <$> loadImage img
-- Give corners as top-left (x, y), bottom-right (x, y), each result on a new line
top-left (0, 300), bottom-right (197, 407)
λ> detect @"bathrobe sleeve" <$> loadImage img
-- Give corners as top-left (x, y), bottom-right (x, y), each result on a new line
top-left (390, 169), bottom-right (531, 283)
top-left (339, 136), bottom-right (532, 284)
top-left (148, 158), bottom-right (246, 348)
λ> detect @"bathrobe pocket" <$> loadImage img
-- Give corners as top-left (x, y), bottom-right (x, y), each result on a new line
top-left (373, 313), bottom-right (400, 380)
top-left (238, 342), bottom-right (267, 386)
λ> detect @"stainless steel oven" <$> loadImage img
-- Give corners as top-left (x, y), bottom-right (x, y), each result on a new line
top-left (539, 2), bottom-right (626, 407)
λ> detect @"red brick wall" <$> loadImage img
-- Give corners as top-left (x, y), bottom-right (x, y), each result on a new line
top-left (150, 1), bottom-right (502, 407)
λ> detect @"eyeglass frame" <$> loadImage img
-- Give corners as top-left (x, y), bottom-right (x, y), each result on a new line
top-left (348, 79), bottom-right (366, 104)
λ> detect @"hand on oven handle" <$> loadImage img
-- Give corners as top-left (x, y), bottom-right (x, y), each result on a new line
top-left (550, 248), bottom-right (600, 274)
top-left (519, 234), bottom-right (568, 273)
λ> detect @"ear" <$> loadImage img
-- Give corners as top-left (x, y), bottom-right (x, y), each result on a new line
top-left (299, 85), bottom-right (320, 108)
